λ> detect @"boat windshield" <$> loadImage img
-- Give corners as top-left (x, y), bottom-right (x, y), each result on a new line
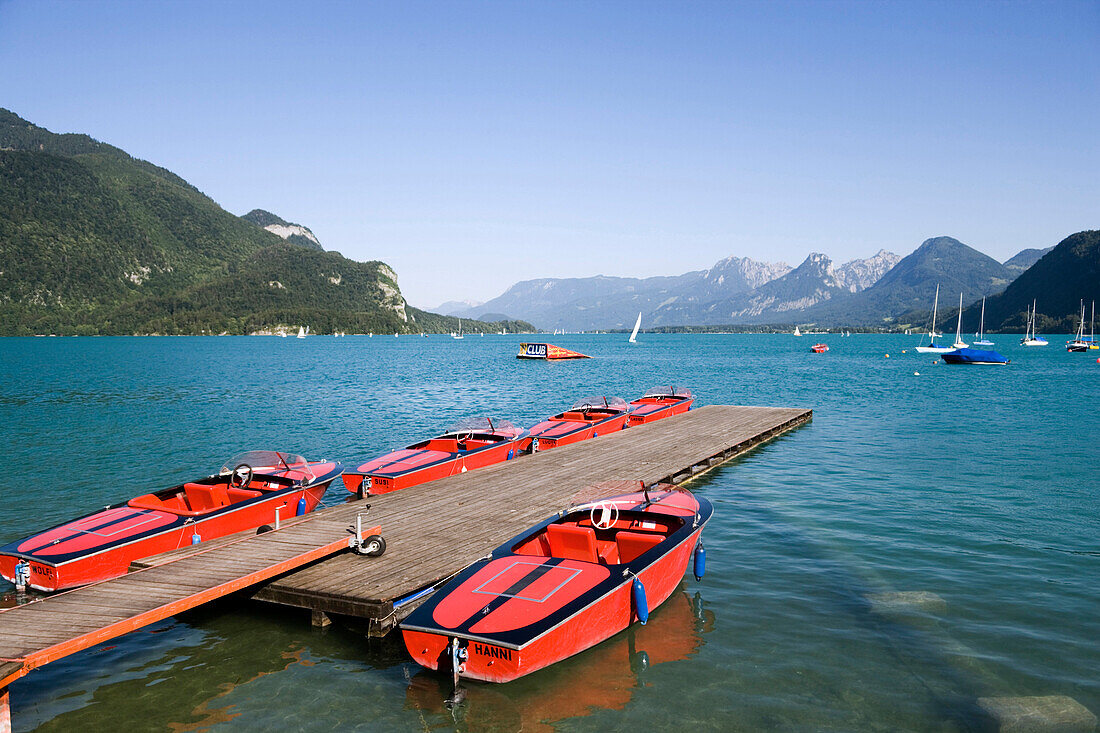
top-left (642, 386), bottom-right (692, 399)
top-left (445, 417), bottom-right (516, 434)
top-left (220, 451), bottom-right (308, 473)
top-left (571, 396), bottom-right (628, 411)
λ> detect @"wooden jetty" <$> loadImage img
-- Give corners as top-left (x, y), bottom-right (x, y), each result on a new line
top-left (254, 404), bottom-right (810, 632)
top-left (0, 404), bottom-right (810, 728)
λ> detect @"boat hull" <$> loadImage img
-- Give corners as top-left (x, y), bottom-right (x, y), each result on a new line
top-left (626, 397), bottom-right (693, 426)
top-left (401, 488), bottom-right (710, 683)
top-left (526, 412), bottom-right (629, 449)
top-left (0, 467), bottom-right (337, 592)
top-left (343, 432), bottom-right (526, 494)
top-left (941, 348), bottom-right (1009, 365)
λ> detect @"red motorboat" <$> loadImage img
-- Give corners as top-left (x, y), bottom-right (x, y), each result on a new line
top-left (400, 485), bottom-right (711, 684)
top-left (342, 417), bottom-right (528, 496)
top-left (0, 451), bottom-right (341, 592)
top-left (525, 396), bottom-right (631, 451)
top-left (627, 386), bottom-right (694, 426)
top-left (811, 343), bottom-right (829, 353)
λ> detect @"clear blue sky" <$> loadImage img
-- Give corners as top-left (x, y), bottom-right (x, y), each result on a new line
top-left (2, 0), bottom-right (1096, 308)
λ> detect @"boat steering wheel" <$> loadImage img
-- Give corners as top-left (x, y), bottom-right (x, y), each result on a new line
top-left (229, 463), bottom-right (253, 489)
top-left (590, 501), bottom-right (619, 530)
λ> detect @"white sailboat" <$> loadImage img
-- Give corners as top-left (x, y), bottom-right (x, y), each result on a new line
top-left (297, 326), bottom-right (308, 339)
top-left (628, 312), bottom-right (641, 344)
top-left (974, 297), bottom-right (994, 346)
top-left (915, 285), bottom-right (953, 353)
top-left (453, 319), bottom-right (464, 339)
top-left (951, 293), bottom-right (968, 350)
top-left (1020, 300), bottom-right (1048, 346)
top-left (793, 326), bottom-right (801, 337)
top-left (1066, 300), bottom-right (1090, 352)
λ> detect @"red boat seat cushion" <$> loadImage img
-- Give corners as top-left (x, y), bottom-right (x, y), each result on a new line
top-left (546, 524), bottom-right (599, 563)
top-left (183, 483), bottom-right (230, 512)
top-left (616, 531), bottom-right (663, 563)
top-left (227, 487), bottom-right (263, 503)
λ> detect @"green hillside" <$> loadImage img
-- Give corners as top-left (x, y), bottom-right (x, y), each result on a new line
top-left (962, 230), bottom-right (1100, 332)
top-left (0, 109), bottom-right (531, 336)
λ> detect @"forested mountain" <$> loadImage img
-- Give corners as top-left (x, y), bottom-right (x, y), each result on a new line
top-left (242, 209), bottom-right (323, 251)
top-left (1003, 247), bottom-right (1054, 275)
top-left (962, 230), bottom-right (1099, 332)
top-left (0, 109), bottom-right (530, 335)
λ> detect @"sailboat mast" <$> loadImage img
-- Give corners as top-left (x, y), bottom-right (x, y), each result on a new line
top-left (978, 298), bottom-right (985, 338)
top-left (930, 284), bottom-right (940, 337)
top-left (954, 293), bottom-right (964, 345)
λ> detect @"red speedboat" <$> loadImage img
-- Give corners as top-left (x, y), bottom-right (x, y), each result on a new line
top-left (0, 451), bottom-right (341, 592)
top-left (516, 343), bottom-right (591, 360)
top-left (525, 396), bottom-right (631, 451)
top-left (627, 386), bottom-right (694, 426)
top-left (400, 485), bottom-right (711, 684)
top-left (342, 417), bottom-right (528, 496)
top-left (811, 343), bottom-right (829, 353)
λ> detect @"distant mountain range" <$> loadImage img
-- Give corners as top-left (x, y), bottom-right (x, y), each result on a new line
top-left (454, 235), bottom-right (1073, 331)
top-left (0, 109), bottom-right (532, 336)
top-left (453, 251), bottom-right (900, 330)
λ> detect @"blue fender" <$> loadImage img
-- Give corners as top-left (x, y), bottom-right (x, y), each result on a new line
top-left (632, 577), bottom-right (649, 625)
top-left (693, 542), bottom-right (706, 581)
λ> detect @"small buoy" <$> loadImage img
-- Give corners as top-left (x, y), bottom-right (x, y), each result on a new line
top-left (902, 350), bottom-right (907, 354)
top-left (593, 432), bottom-right (598, 438)
top-left (632, 577), bottom-right (649, 625)
top-left (1096, 357), bottom-right (1099, 363)
top-left (693, 542), bottom-right (706, 581)
top-left (507, 449), bottom-right (514, 460)
top-left (914, 371), bottom-right (920, 376)
top-left (885, 354), bottom-right (890, 358)
top-left (191, 533), bottom-right (201, 545)
top-left (296, 496), bottom-right (307, 516)
top-left (460, 465), bottom-right (468, 473)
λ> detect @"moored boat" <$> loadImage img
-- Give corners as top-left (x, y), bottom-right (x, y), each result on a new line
top-left (1066, 300), bottom-right (1091, 352)
top-left (627, 386), bottom-right (693, 426)
top-left (342, 417), bottom-right (528, 496)
top-left (916, 285), bottom-right (953, 353)
top-left (525, 396), bottom-right (631, 450)
top-left (1020, 300), bottom-right (1048, 346)
top-left (516, 343), bottom-right (591, 360)
top-left (400, 484), bottom-right (712, 684)
top-left (941, 347), bottom-right (1009, 365)
top-left (0, 451), bottom-right (341, 592)
top-left (810, 343), bottom-right (828, 353)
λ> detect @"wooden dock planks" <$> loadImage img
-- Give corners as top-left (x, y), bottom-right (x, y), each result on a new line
top-left (255, 404), bottom-right (811, 631)
top-left (0, 514), bottom-right (379, 689)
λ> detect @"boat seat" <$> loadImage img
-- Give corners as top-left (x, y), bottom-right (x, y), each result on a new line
top-left (183, 483), bottom-right (230, 512)
top-left (616, 531), bottom-right (663, 563)
top-left (227, 487), bottom-right (263, 503)
top-left (546, 523), bottom-right (599, 563)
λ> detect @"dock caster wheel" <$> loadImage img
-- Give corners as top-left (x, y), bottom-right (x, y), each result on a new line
top-left (256, 524), bottom-right (275, 534)
top-left (362, 534), bottom-right (386, 557)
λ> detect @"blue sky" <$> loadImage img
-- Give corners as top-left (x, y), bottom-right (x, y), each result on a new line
top-left (1, 0), bottom-right (1096, 308)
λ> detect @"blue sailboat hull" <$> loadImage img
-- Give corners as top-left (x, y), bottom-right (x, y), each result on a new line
top-left (942, 348), bottom-right (1009, 365)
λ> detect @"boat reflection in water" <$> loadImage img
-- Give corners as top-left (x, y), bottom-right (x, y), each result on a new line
top-left (403, 585), bottom-right (714, 729)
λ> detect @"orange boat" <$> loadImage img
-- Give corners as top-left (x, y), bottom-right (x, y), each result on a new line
top-left (0, 451), bottom-right (340, 592)
top-left (811, 343), bottom-right (829, 353)
top-left (342, 417), bottom-right (528, 496)
top-left (525, 396), bottom-right (631, 450)
top-left (627, 386), bottom-right (694, 426)
top-left (516, 343), bottom-right (591, 360)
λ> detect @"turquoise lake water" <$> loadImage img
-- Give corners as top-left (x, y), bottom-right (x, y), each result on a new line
top-left (0, 333), bottom-right (1097, 731)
